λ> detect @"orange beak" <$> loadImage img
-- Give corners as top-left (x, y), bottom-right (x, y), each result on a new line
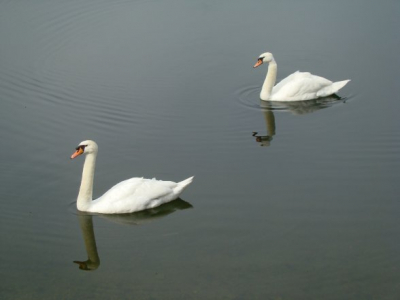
top-left (71, 147), bottom-right (84, 159)
top-left (253, 59), bottom-right (263, 68)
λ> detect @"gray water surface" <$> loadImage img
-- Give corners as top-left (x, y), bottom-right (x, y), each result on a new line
top-left (1, 0), bottom-right (399, 299)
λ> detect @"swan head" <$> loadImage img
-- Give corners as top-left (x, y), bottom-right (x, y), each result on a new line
top-left (71, 140), bottom-right (98, 159)
top-left (253, 52), bottom-right (275, 68)
top-left (73, 260), bottom-right (99, 271)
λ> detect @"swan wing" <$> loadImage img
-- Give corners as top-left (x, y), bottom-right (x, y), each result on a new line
top-left (88, 177), bottom-right (192, 214)
top-left (271, 72), bottom-right (333, 101)
top-left (272, 71), bottom-right (302, 94)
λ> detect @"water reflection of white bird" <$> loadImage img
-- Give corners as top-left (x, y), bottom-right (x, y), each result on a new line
top-left (73, 213), bottom-right (100, 271)
top-left (70, 140), bottom-right (193, 214)
top-left (73, 199), bottom-right (192, 271)
top-left (253, 52), bottom-right (350, 101)
top-left (252, 110), bottom-right (276, 147)
top-left (99, 198), bottom-right (193, 226)
top-left (260, 94), bottom-right (344, 115)
top-left (252, 96), bottom-right (345, 146)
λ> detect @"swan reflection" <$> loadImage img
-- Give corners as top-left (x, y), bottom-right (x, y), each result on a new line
top-left (253, 95), bottom-right (345, 146)
top-left (73, 213), bottom-right (100, 271)
top-left (74, 199), bottom-right (192, 271)
top-left (252, 109), bottom-right (276, 147)
top-left (260, 94), bottom-right (344, 115)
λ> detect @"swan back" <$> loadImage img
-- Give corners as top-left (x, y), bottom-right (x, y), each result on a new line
top-left (88, 177), bottom-right (194, 214)
top-left (271, 72), bottom-right (333, 101)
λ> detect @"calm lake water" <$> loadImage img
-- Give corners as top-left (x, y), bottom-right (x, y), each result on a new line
top-left (1, 0), bottom-right (399, 299)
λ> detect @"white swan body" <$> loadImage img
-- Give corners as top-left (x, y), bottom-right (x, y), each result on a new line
top-left (254, 52), bottom-right (350, 101)
top-left (71, 140), bottom-right (193, 214)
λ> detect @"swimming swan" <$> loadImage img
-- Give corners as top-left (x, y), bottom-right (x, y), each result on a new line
top-left (70, 140), bottom-right (193, 214)
top-left (253, 52), bottom-right (350, 101)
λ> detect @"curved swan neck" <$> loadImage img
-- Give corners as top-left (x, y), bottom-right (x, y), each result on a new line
top-left (260, 60), bottom-right (277, 100)
top-left (77, 153), bottom-right (97, 211)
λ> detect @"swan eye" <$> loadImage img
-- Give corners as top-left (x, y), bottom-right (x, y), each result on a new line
top-left (75, 145), bottom-right (87, 151)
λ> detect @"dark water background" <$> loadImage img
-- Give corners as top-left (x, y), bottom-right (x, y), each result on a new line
top-left (0, 0), bottom-right (399, 299)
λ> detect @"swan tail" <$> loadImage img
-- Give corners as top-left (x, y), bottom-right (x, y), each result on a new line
top-left (174, 176), bottom-right (194, 195)
top-left (317, 79), bottom-right (350, 97)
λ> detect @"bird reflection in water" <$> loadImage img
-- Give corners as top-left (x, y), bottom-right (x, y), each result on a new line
top-left (252, 110), bottom-right (276, 147)
top-left (252, 95), bottom-right (345, 147)
top-left (73, 213), bottom-right (100, 271)
top-left (73, 199), bottom-right (192, 271)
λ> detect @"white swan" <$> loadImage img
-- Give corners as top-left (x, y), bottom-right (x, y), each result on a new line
top-left (253, 52), bottom-right (350, 101)
top-left (70, 140), bottom-right (193, 214)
